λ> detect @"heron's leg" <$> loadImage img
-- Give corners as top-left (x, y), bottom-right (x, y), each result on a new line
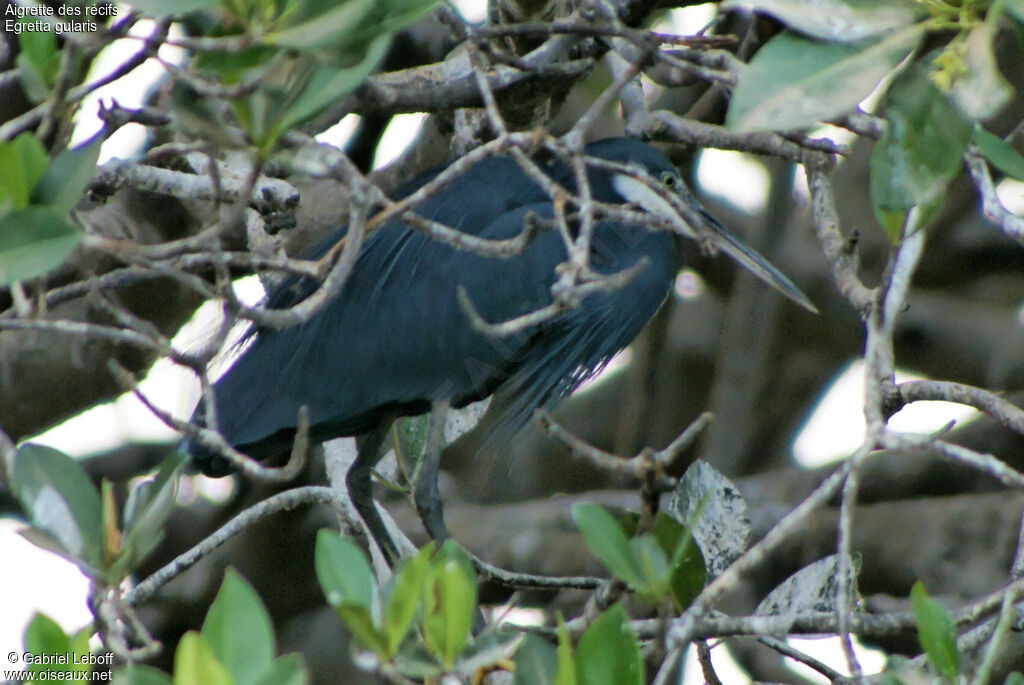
top-left (350, 424), bottom-right (401, 565)
top-left (414, 399), bottom-right (451, 543)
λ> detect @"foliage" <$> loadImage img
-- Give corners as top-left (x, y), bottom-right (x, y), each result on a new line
top-left (4, 0), bottom-right (1024, 682)
top-left (725, 0), bottom-right (1021, 241)
top-left (0, 134), bottom-right (99, 285)
top-left (12, 444), bottom-right (184, 584)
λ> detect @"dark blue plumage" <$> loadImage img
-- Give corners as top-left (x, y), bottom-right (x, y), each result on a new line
top-left (184, 137), bottom-right (816, 559)
top-left (190, 139), bottom-right (682, 476)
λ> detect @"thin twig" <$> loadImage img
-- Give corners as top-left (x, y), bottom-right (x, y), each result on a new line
top-left (124, 486), bottom-right (337, 606)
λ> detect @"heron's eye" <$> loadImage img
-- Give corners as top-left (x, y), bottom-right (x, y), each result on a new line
top-left (661, 172), bottom-right (679, 189)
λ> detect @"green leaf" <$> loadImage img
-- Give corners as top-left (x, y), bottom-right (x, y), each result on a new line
top-left (554, 614), bottom-right (575, 685)
top-left (393, 643), bottom-right (443, 679)
top-left (202, 570), bottom-right (275, 685)
top-left (250, 654), bottom-right (308, 685)
top-left (628, 535), bottom-right (670, 601)
top-left (68, 626), bottom-right (92, 676)
top-left (13, 444), bottom-right (103, 575)
top-left (15, 17), bottom-right (59, 102)
top-left (1004, 673), bottom-right (1024, 685)
top-left (315, 529), bottom-right (377, 612)
top-left (113, 664), bottom-right (175, 685)
top-left (0, 207), bottom-right (81, 285)
top-left (121, 0), bottom-right (221, 15)
top-left (265, 0), bottom-right (378, 50)
top-left (335, 603), bottom-right (390, 656)
top-left (0, 133), bottom-right (48, 209)
top-left (727, 27), bottom-right (923, 132)
top-left (32, 137), bottom-right (103, 214)
top-left (18, 18), bottom-right (58, 76)
top-left (720, 0), bottom-right (921, 42)
top-left (571, 503), bottom-right (644, 589)
top-left (945, 24), bottom-right (1013, 121)
top-left (170, 82), bottom-right (251, 149)
top-left (653, 513), bottom-right (706, 610)
top-left (16, 51), bottom-right (50, 104)
top-left (870, 63), bottom-right (972, 240)
top-left (576, 605), bottom-right (643, 685)
top-left (173, 633), bottom-right (234, 685)
top-left (973, 127), bottom-right (1024, 181)
top-left (909, 581), bottom-right (959, 681)
top-left (422, 543), bottom-right (477, 667)
top-left (115, 453), bottom-right (185, 579)
top-left (383, 543), bottom-right (433, 655)
top-left (275, 33), bottom-right (390, 133)
top-left (394, 414), bottom-right (431, 465)
top-left (514, 633), bottom-right (558, 685)
top-left (24, 610), bottom-right (71, 679)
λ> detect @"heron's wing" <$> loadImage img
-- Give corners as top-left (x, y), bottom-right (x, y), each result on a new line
top-left (207, 202), bottom-right (567, 451)
top-left (261, 155), bottom-right (551, 312)
top-left (485, 222), bottom-right (677, 442)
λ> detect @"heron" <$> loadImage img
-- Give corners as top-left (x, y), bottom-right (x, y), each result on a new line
top-left (184, 137), bottom-right (814, 562)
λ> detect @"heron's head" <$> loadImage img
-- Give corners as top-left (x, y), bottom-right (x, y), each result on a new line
top-left (581, 138), bottom-right (817, 313)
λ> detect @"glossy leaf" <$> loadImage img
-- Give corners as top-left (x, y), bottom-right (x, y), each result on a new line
top-left (721, 0), bottom-right (921, 42)
top-left (571, 502), bottom-right (644, 589)
top-left (275, 34), bottom-right (391, 133)
top-left (265, 0), bottom-right (378, 50)
top-left (173, 633), bottom-right (233, 685)
top-left (728, 27), bottom-right (922, 132)
top-left (202, 570), bottom-right (275, 685)
top-left (394, 414), bottom-right (430, 464)
top-left (315, 529), bottom-right (377, 613)
top-left (250, 655), bottom-right (308, 685)
top-left (422, 543), bottom-right (476, 667)
top-left (653, 513), bottom-right (706, 610)
top-left (0, 133), bottom-right (48, 209)
top-left (628, 535), bottom-right (670, 600)
top-left (513, 633), bottom-right (558, 685)
top-left (13, 444), bottom-right (103, 575)
top-left (119, 452), bottom-right (185, 573)
top-left (0, 207), bottom-right (81, 285)
top-left (973, 127), bottom-right (1024, 181)
top-left (113, 664), bottom-right (175, 685)
top-left (170, 82), bottom-right (251, 149)
top-left (383, 543), bottom-right (433, 655)
top-left (945, 25), bottom-right (1013, 121)
top-left (24, 612), bottom-right (66, 653)
top-left (870, 64), bottom-right (972, 240)
top-left (668, 460), bottom-right (749, 578)
top-left (15, 18), bottom-right (58, 102)
top-left (121, 0), bottom-right (220, 15)
top-left (336, 603), bottom-right (390, 656)
top-left (23, 610), bottom-right (86, 679)
top-left (393, 643), bottom-right (444, 679)
top-left (910, 582), bottom-right (959, 681)
top-left (32, 137), bottom-right (103, 214)
top-left (17, 17), bottom-right (58, 78)
top-left (576, 605), bottom-right (644, 685)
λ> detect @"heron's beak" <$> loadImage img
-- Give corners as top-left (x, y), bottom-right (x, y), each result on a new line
top-left (610, 170), bottom-right (817, 313)
top-left (694, 206), bottom-right (818, 314)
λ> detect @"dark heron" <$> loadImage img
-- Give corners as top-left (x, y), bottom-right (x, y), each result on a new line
top-left (185, 138), bottom-right (814, 561)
